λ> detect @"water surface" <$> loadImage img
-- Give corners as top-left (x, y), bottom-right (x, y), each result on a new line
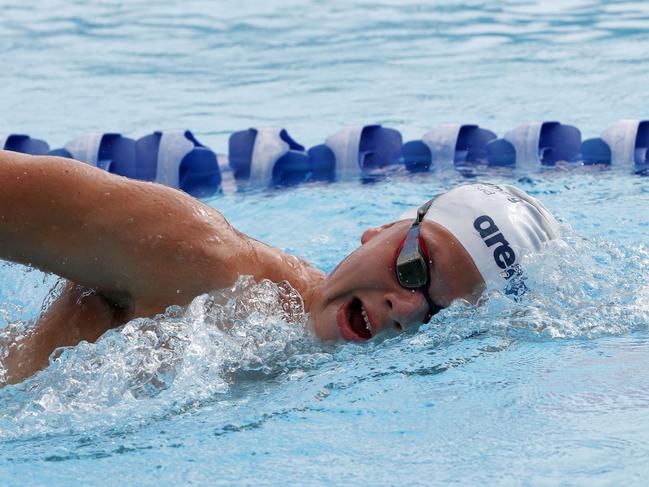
top-left (1, 1), bottom-right (649, 485)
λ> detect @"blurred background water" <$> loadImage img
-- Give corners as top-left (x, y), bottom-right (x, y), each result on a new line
top-left (2, 0), bottom-right (649, 148)
top-left (0, 1), bottom-right (649, 485)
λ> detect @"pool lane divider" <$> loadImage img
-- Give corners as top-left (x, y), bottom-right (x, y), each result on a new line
top-left (0, 134), bottom-right (49, 156)
top-left (47, 131), bottom-right (222, 198)
top-left (1, 119), bottom-right (647, 196)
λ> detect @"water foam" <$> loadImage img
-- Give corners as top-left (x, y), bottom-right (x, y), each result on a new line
top-left (418, 225), bottom-right (649, 348)
top-left (0, 276), bottom-right (325, 439)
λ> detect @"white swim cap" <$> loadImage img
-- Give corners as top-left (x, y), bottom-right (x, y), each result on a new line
top-left (400, 183), bottom-right (560, 297)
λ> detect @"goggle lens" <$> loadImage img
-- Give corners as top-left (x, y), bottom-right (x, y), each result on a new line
top-left (395, 225), bottom-right (429, 288)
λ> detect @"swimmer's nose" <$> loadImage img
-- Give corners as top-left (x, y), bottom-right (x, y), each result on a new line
top-left (383, 289), bottom-right (428, 330)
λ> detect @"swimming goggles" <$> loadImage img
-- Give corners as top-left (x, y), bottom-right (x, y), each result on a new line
top-left (395, 198), bottom-right (443, 322)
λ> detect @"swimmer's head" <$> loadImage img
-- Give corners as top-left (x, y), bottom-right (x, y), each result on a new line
top-left (399, 183), bottom-right (560, 295)
top-left (307, 183), bottom-right (559, 343)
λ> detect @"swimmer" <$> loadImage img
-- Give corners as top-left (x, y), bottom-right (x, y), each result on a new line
top-left (0, 150), bottom-right (559, 384)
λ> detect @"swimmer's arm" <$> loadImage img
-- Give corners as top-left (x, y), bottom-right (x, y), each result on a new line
top-left (0, 151), bottom-right (261, 314)
top-left (0, 282), bottom-right (122, 385)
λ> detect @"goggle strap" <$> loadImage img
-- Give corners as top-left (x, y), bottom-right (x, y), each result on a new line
top-left (416, 198), bottom-right (435, 223)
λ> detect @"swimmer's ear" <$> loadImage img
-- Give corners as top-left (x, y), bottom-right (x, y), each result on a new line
top-left (361, 221), bottom-right (399, 245)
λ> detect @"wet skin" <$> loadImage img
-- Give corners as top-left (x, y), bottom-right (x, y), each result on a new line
top-left (0, 150), bottom-right (483, 384)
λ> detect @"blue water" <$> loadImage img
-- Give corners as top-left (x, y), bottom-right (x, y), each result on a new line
top-left (1, 1), bottom-right (649, 485)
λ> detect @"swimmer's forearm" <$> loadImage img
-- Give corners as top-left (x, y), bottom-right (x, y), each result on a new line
top-left (0, 150), bottom-right (163, 300)
top-left (0, 151), bottom-right (246, 308)
top-left (0, 282), bottom-right (121, 385)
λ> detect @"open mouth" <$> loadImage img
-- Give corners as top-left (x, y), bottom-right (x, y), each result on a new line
top-left (337, 297), bottom-right (373, 341)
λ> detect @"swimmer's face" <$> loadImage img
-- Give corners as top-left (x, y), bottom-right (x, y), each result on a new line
top-left (308, 220), bottom-right (485, 341)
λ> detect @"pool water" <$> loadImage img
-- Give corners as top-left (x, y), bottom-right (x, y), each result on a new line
top-left (1, 1), bottom-right (649, 485)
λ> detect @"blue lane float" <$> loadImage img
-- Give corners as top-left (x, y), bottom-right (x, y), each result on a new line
top-left (486, 121), bottom-right (582, 169)
top-left (229, 128), bottom-right (310, 187)
top-left (309, 125), bottom-right (402, 180)
top-left (50, 132), bottom-right (137, 178)
top-left (402, 124), bottom-right (497, 172)
top-left (228, 125), bottom-right (402, 187)
top-left (136, 131), bottom-right (221, 197)
top-left (1, 118), bottom-right (646, 196)
top-left (581, 119), bottom-right (649, 172)
top-left (49, 131), bottom-right (221, 197)
top-left (0, 134), bottom-right (50, 155)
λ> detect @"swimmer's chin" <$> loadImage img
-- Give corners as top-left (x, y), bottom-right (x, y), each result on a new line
top-left (306, 308), bottom-right (346, 342)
